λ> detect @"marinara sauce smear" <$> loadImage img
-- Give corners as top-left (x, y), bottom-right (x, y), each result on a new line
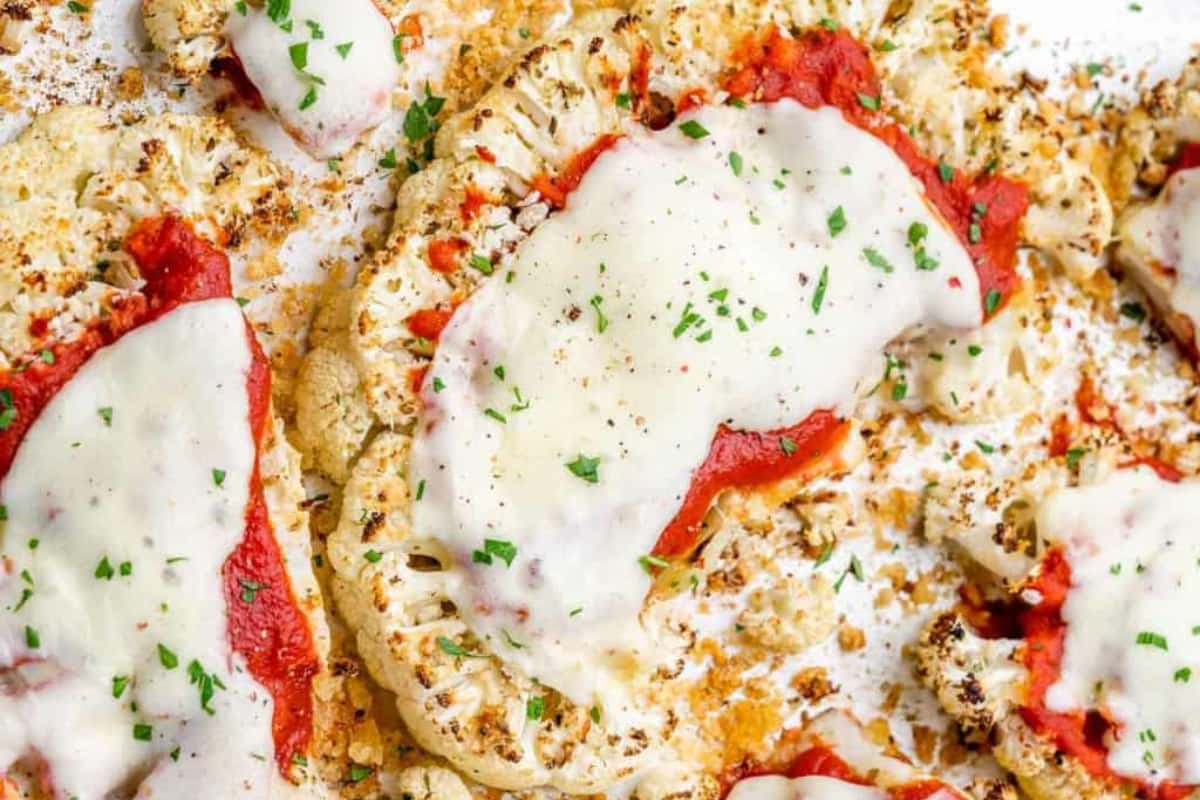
top-left (0, 215), bottom-right (319, 774)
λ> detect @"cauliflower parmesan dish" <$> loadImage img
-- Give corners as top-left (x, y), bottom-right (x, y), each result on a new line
top-left (2, 0), bottom-right (1200, 799)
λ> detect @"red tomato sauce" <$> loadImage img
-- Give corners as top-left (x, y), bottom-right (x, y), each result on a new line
top-left (0, 215), bottom-right (318, 776)
top-left (427, 237), bottom-right (468, 274)
top-left (723, 26), bottom-right (1027, 320)
top-left (460, 184), bottom-right (493, 223)
top-left (1167, 142), bottom-right (1200, 181)
top-left (530, 133), bottom-right (621, 209)
top-left (723, 744), bottom-right (960, 799)
top-left (406, 305), bottom-right (456, 341)
top-left (653, 410), bottom-right (852, 558)
top-left (1019, 543), bottom-right (1192, 800)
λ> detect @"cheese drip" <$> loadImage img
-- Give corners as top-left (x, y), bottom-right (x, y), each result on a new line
top-left (1040, 468), bottom-right (1200, 784)
top-left (412, 101), bottom-right (980, 714)
top-left (228, 0), bottom-right (401, 158)
top-left (1121, 166), bottom-right (1200, 324)
top-left (0, 301), bottom-right (301, 799)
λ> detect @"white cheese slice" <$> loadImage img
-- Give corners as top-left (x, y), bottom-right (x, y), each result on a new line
top-left (1039, 467), bottom-right (1200, 784)
top-left (227, 0), bottom-right (401, 158)
top-left (726, 775), bottom-right (887, 800)
top-left (1120, 166), bottom-right (1200, 325)
top-left (0, 300), bottom-right (304, 799)
top-left (412, 100), bottom-right (980, 716)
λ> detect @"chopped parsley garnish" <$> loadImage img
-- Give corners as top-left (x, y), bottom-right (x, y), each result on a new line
top-left (819, 17), bottom-right (839, 30)
top-left (590, 295), bottom-right (609, 333)
top-left (1066, 447), bottom-right (1087, 468)
top-left (590, 706), bottom-right (601, 723)
top-left (469, 254), bottom-right (494, 275)
top-left (812, 265), bottom-right (829, 314)
top-left (914, 248), bottom-right (939, 271)
top-left (211, 468), bottom-right (226, 487)
top-left (132, 722), bottom-right (153, 742)
top-left (984, 289), bottom-right (1002, 315)
top-left (335, 41), bottom-right (354, 59)
top-left (349, 764), bottom-right (373, 783)
top-left (862, 247), bottom-right (894, 273)
top-left (891, 380), bottom-right (908, 401)
top-left (305, 19), bottom-right (324, 39)
top-left (814, 541), bottom-right (835, 567)
top-left (119, 561), bottom-right (132, 577)
top-left (363, 549), bottom-right (383, 563)
top-left (0, 390), bottom-right (15, 431)
top-left (678, 120), bottom-right (710, 139)
top-left (968, 222), bottom-right (982, 244)
top-left (616, 92), bottom-right (631, 109)
top-left (937, 158), bottom-right (954, 183)
top-left (1175, 667), bottom-right (1192, 683)
top-left (415, 479), bottom-right (426, 501)
top-left (1120, 301), bottom-right (1147, 322)
top-left (378, 148), bottom-right (398, 169)
top-left (288, 42), bottom-right (308, 72)
top-left (432, 376), bottom-right (446, 393)
top-left (975, 440), bottom-right (995, 454)
top-left (473, 538), bottom-right (518, 567)
top-left (402, 89), bottom-right (446, 142)
top-left (728, 151), bottom-right (744, 176)
top-left (437, 636), bottom-right (485, 658)
top-left (876, 39), bottom-right (898, 52)
top-left (95, 556), bottom-right (115, 581)
top-left (526, 695), bottom-right (545, 720)
top-left (39, 349), bottom-right (54, 364)
top-left (1135, 631), bottom-right (1168, 650)
top-left (484, 407), bottom-right (507, 424)
top-left (187, 660), bottom-right (225, 715)
top-left (769, 345), bottom-right (783, 357)
top-left (299, 86), bottom-right (318, 111)
top-left (239, 578), bottom-right (264, 604)
top-left (779, 436), bottom-right (798, 456)
top-left (501, 628), bottom-right (524, 649)
top-left (638, 554), bottom-right (669, 574)
top-left (235, 0), bottom-right (247, 14)
top-left (856, 93), bottom-right (880, 111)
top-left (112, 675), bottom-right (130, 699)
top-left (67, 0), bottom-right (89, 10)
top-left (24, 625), bottom-right (39, 648)
top-left (157, 644), bottom-right (179, 670)
top-left (967, 344), bottom-right (983, 357)
top-left (566, 454), bottom-right (601, 484)
top-left (827, 206), bottom-right (847, 237)
top-left (751, 307), bottom-right (767, 322)
top-left (392, 34), bottom-right (406, 63)
top-left (97, 406), bottom-right (113, 426)
top-left (908, 221), bottom-right (928, 246)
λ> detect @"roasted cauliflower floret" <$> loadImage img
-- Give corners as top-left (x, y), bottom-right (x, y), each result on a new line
top-left (294, 292), bottom-right (373, 482)
top-left (923, 459), bottom-right (1068, 584)
top-left (923, 290), bottom-right (1051, 423)
top-left (384, 766), bottom-right (472, 800)
top-left (737, 575), bottom-right (836, 652)
top-left (0, 106), bottom-right (290, 367)
top-left (0, 0), bottom-right (34, 54)
top-left (141, 0), bottom-right (234, 77)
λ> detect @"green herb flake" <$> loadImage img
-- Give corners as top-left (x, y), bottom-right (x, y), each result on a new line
top-left (779, 436), bottom-right (798, 456)
top-left (728, 151), bottom-right (744, 176)
top-left (1120, 302), bottom-right (1147, 322)
top-left (827, 206), bottom-right (846, 237)
top-left (132, 723), bottom-right (153, 742)
top-left (98, 406), bottom-right (113, 427)
top-left (24, 625), bottom-right (39, 648)
top-left (985, 289), bottom-right (1002, 315)
top-left (157, 644), bottom-right (179, 670)
top-left (1066, 447), bottom-right (1087, 469)
top-left (863, 247), bottom-right (894, 273)
top-left (638, 554), bottom-right (670, 574)
top-left (615, 92), bottom-right (631, 109)
top-left (349, 764), bottom-right (373, 783)
top-left (1135, 631), bottom-right (1168, 650)
top-left (590, 295), bottom-right (609, 333)
top-left (335, 41), bottom-right (354, 58)
top-left (112, 674), bottom-right (130, 699)
top-left (937, 158), bottom-right (954, 183)
top-left (95, 557), bottom-right (115, 581)
top-left (288, 42), bottom-right (308, 72)
top-left (678, 120), bottom-right (710, 139)
top-left (856, 93), bottom-right (880, 111)
top-left (566, 454), bottom-right (601, 484)
top-left (437, 636), bottom-right (484, 659)
top-left (526, 695), bottom-right (545, 720)
top-left (812, 265), bottom-right (830, 314)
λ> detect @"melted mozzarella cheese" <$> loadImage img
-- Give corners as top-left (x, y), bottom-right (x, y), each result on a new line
top-left (725, 775), bottom-right (886, 800)
top-left (1121, 167), bottom-right (1200, 323)
top-left (228, 0), bottom-right (401, 158)
top-left (1039, 468), bottom-right (1200, 784)
top-left (412, 101), bottom-right (979, 714)
top-left (0, 301), bottom-right (302, 799)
